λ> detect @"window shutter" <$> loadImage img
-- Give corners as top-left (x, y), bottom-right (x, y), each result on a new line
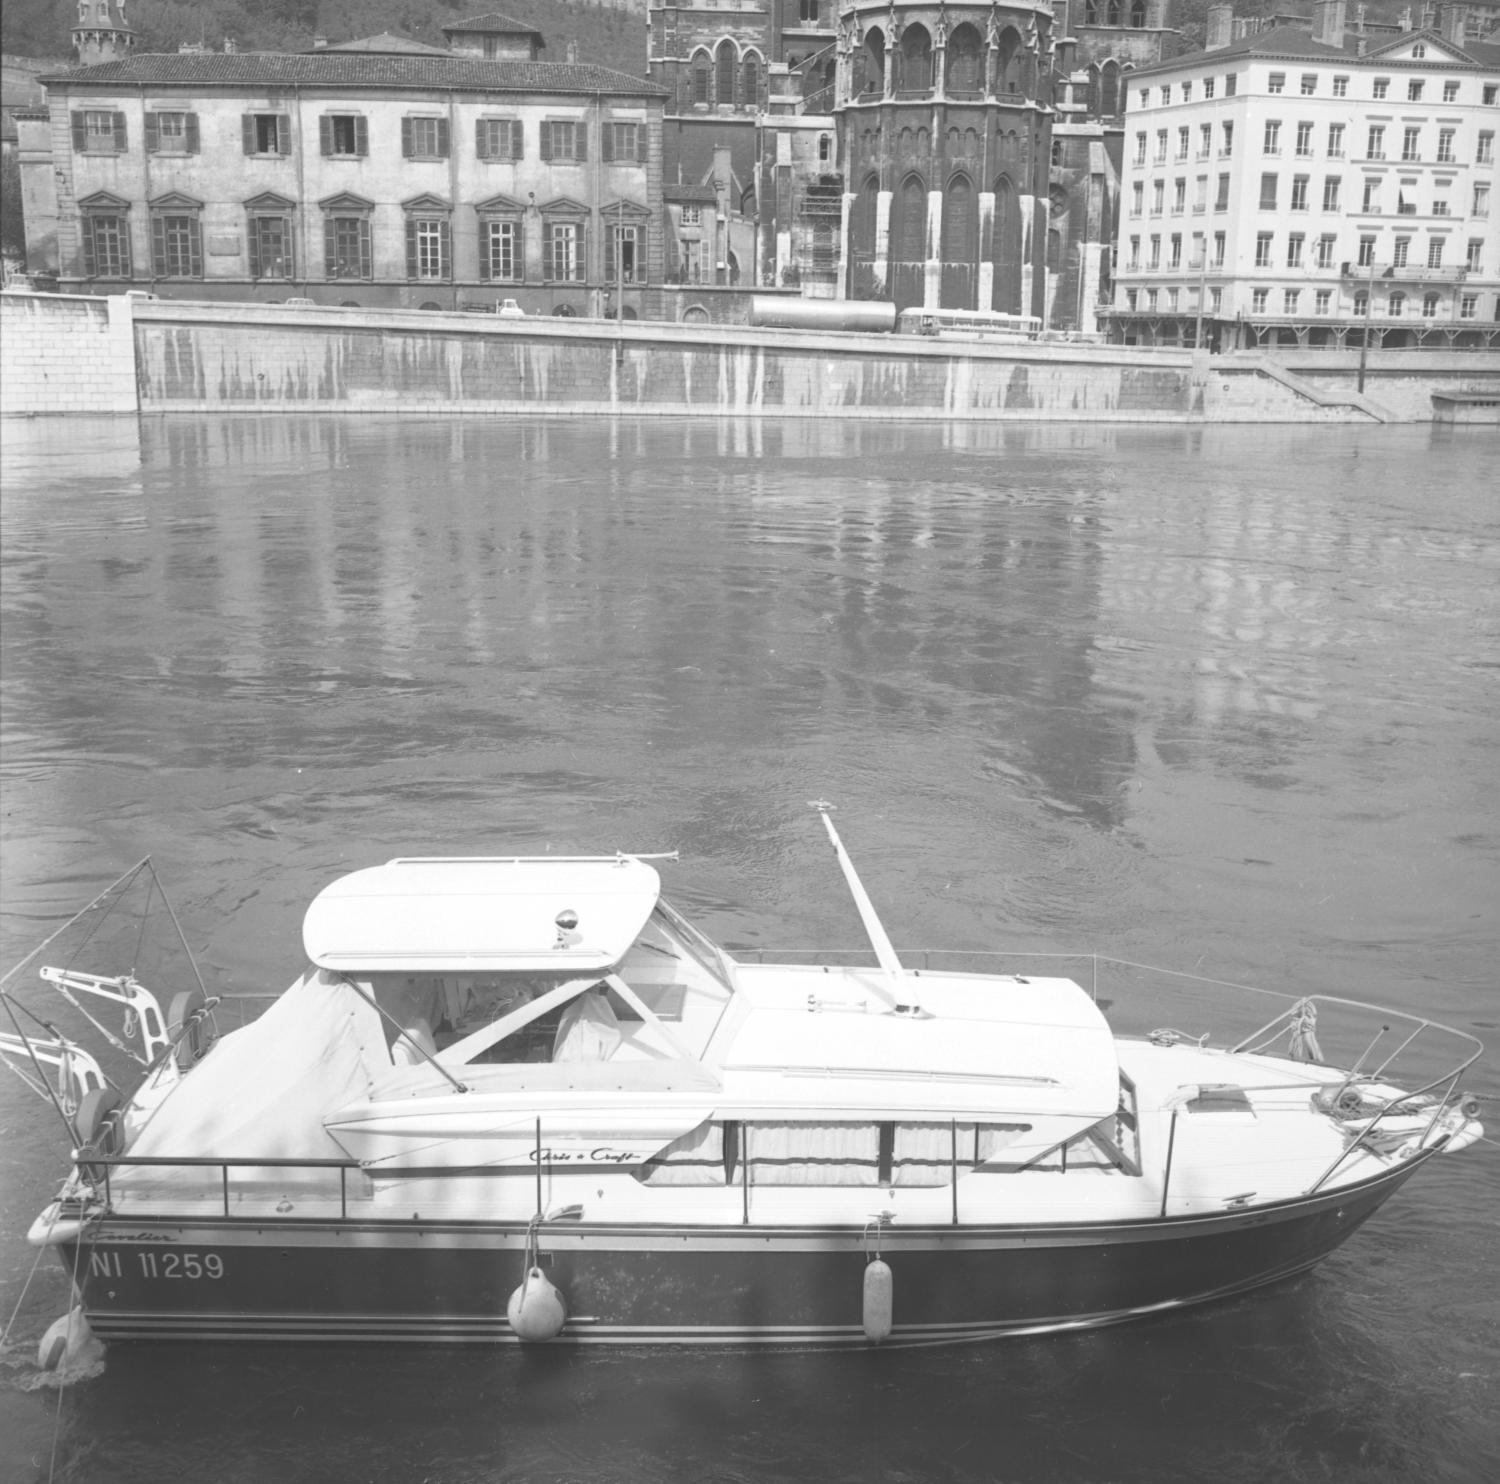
top-left (602, 123), bottom-right (614, 163)
top-left (355, 116), bottom-right (368, 156)
top-left (406, 218), bottom-right (418, 279)
top-left (359, 217), bottom-right (371, 277)
top-left (277, 115), bottom-right (291, 155)
top-left (324, 217), bottom-right (337, 276)
top-left (440, 218), bottom-right (451, 277)
top-left (113, 112), bottom-right (127, 151)
top-left (402, 117), bottom-right (414, 159)
top-left (185, 114), bottom-right (199, 154)
top-left (82, 220), bottom-right (97, 277)
top-left (145, 112), bottom-right (160, 153)
top-left (71, 111), bottom-right (87, 152)
top-left (637, 125), bottom-right (648, 164)
top-left (248, 219), bottom-right (261, 278)
top-left (576, 125), bottom-right (587, 163)
top-left (243, 114), bottom-right (255, 154)
top-left (512, 120), bottom-right (524, 160)
top-left (151, 216), bottom-right (167, 276)
top-left (542, 224), bottom-right (554, 280)
top-left (476, 119), bottom-right (490, 160)
top-left (189, 220), bottom-right (202, 277)
top-left (478, 222), bottom-right (491, 280)
top-left (604, 223), bottom-right (615, 281)
top-left (319, 115), bottom-right (333, 156)
top-left (283, 224), bottom-right (294, 279)
top-left (437, 118), bottom-right (450, 157)
top-left (539, 121), bottom-right (552, 161)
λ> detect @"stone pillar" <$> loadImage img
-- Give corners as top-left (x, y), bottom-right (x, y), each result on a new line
top-left (873, 189), bottom-right (893, 295)
top-left (1019, 194), bottom-right (1037, 318)
top-left (976, 191), bottom-right (996, 308)
top-left (839, 191), bottom-right (855, 299)
top-left (925, 188), bottom-right (944, 309)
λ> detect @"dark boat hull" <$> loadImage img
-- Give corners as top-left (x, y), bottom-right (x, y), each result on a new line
top-left (61, 1157), bottom-right (1426, 1347)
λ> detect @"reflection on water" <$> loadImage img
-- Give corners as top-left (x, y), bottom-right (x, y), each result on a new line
top-left (2, 415), bottom-right (1497, 1484)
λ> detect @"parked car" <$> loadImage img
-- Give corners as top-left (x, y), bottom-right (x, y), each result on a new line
top-left (497, 299), bottom-right (525, 318)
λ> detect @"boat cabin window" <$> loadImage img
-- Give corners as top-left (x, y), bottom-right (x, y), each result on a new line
top-left (637, 1119), bottom-right (1032, 1188)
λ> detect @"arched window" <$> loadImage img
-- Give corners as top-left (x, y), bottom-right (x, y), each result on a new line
top-left (692, 52), bottom-right (710, 106)
top-left (1084, 0), bottom-right (1100, 20)
top-left (716, 39), bottom-right (736, 108)
top-left (863, 29), bottom-right (885, 95)
top-left (900, 25), bottom-right (932, 94)
top-left (1106, 0), bottom-right (1122, 24)
top-left (819, 133), bottom-right (831, 163)
top-left (946, 23), bottom-right (983, 95)
top-left (742, 52), bottom-right (760, 108)
top-left (1130, 0), bottom-right (1147, 25)
top-left (1422, 292), bottom-right (1440, 318)
top-left (1100, 60), bottom-right (1121, 116)
top-left (992, 174), bottom-right (1023, 311)
top-left (895, 174), bottom-right (928, 261)
top-left (996, 28), bottom-right (1023, 95)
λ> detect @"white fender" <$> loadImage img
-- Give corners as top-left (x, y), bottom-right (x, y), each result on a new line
top-left (38, 1306), bottom-right (95, 1372)
top-left (506, 1266), bottom-right (566, 1341)
top-left (863, 1257), bottom-right (893, 1344)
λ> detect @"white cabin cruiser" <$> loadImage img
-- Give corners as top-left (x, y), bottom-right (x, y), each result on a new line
top-left (5, 808), bottom-right (1484, 1348)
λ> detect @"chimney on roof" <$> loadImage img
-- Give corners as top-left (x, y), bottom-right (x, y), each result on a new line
top-left (1311, 0), bottom-right (1346, 46)
top-left (1438, 2), bottom-right (1468, 39)
top-left (1205, 3), bottom-right (1235, 50)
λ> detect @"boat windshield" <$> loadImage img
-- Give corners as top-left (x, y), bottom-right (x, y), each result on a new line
top-left (357, 903), bottom-right (734, 1067)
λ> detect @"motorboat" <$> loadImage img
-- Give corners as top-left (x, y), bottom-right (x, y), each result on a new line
top-left (3, 806), bottom-right (1484, 1350)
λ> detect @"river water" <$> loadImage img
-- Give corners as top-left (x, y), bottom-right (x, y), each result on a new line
top-left (1, 415), bottom-right (1496, 1484)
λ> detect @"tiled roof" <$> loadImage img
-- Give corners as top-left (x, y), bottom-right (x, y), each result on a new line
top-left (442, 13), bottom-right (544, 36)
top-left (40, 53), bottom-right (664, 95)
top-left (1129, 23), bottom-right (1500, 77)
top-left (322, 34), bottom-right (451, 56)
top-left (664, 184), bottom-right (717, 203)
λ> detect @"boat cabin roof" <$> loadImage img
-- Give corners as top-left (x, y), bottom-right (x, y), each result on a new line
top-left (302, 856), bottom-right (661, 973)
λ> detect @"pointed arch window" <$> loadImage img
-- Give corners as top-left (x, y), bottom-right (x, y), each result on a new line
top-left (899, 25), bottom-right (932, 95)
top-left (946, 24), bottom-right (983, 96)
top-left (716, 39), bottom-right (737, 108)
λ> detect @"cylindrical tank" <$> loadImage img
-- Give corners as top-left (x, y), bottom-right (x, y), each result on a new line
top-left (748, 297), bottom-right (896, 333)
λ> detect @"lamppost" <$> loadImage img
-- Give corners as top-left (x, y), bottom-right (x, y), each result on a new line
top-left (1357, 251), bottom-right (1377, 393)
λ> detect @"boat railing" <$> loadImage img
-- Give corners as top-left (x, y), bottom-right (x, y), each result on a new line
top-left (78, 1152), bottom-right (363, 1222)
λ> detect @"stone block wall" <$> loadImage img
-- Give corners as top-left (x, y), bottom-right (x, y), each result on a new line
top-left (0, 292), bottom-right (139, 415)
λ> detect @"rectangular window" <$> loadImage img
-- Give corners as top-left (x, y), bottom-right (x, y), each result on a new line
top-left (1367, 125), bottom-right (1385, 160)
top-left (403, 116), bottom-right (450, 160)
top-left (544, 220), bottom-right (585, 281)
top-left (1213, 231), bottom-right (1225, 266)
top-left (1125, 288), bottom-right (1138, 310)
top-left (1152, 181), bottom-right (1164, 214)
top-left (1182, 82), bottom-right (1193, 102)
top-left (1283, 288), bottom-right (1299, 313)
top-left (151, 214), bottom-right (202, 278)
top-left (1222, 121), bottom-right (1233, 156)
top-left (1160, 87), bottom-right (1171, 106)
top-left (1155, 130), bottom-right (1168, 163)
top-left (1373, 78), bottom-right (1389, 100)
top-left (1268, 72), bottom-right (1285, 95)
top-left (1146, 288), bottom-right (1158, 309)
top-left (1264, 120), bottom-right (1281, 155)
top-left (1357, 234), bottom-right (1375, 267)
top-left (1149, 235), bottom-right (1161, 269)
top-left (1328, 123), bottom-right (1345, 158)
top-left (1210, 286), bottom-right (1222, 312)
top-left (1467, 239), bottom-right (1484, 272)
top-left (1204, 78), bottom-right (1215, 99)
top-left (325, 216), bottom-right (372, 279)
top-left (476, 118), bottom-right (523, 160)
top-left (1255, 232), bottom-right (1273, 267)
top-left (243, 113), bottom-right (291, 156)
top-left (406, 217), bottom-right (450, 279)
top-left (1169, 233), bottom-right (1182, 268)
top-left (1194, 175), bottom-right (1207, 212)
top-left (680, 205), bottom-right (701, 227)
top-left (1460, 293), bottom-right (1477, 319)
top-left (1363, 178), bottom-right (1380, 212)
top-left (1479, 132), bottom-right (1495, 166)
top-left (1427, 238), bottom-right (1444, 269)
top-left (1296, 122), bottom-right (1313, 156)
top-left (145, 111), bottom-right (199, 155)
top-left (1260, 172), bottom-right (1278, 210)
top-left (1443, 81), bottom-right (1459, 102)
top-left (1315, 289), bottom-right (1331, 313)
top-left (1134, 132), bottom-right (1147, 166)
top-left (1199, 123), bottom-right (1212, 159)
top-left (1437, 128), bottom-right (1455, 164)
top-left (71, 109), bottom-right (127, 154)
top-left (1432, 197), bottom-right (1450, 217)
top-left (605, 223), bottom-right (642, 283)
top-left (1252, 287), bottom-right (1268, 312)
top-left (1407, 79), bottom-right (1423, 102)
top-left (1402, 126), bottom-right (1420, 162)
top-left (321, 115), bottom-right (368, 157)
top-left (1215, 173), bottom-right (1230, 211)
top-left (1486, 85), bottom-right (1498, 105)
top-left (1332, 76), bottom-right (1348, 98)
top-left (602, 122), bottom-right (647, 163)
top-left (247, 215), bottom-right (292, 279)
top-left (1167, 287), bottom-right (1179, 310)
top-left (1300, 74), bottom-right (1317, 96)
top-left (1287, 233), bottom-right (1304, 267)
top-left (82, 213), bottom-right (130, 278)
top-left (541, 120), bottom-right (588, 162)
top-left (479, 219), bottom-right (521, 282)
top-left (1290, 175), bottom-right (1309, 211)
top-left (1131, 182), bottom-right (1143, 215)
top-left (1173, 178), bottom-right (1186, 214)
top-left (1225, 74), bottom-right (1237, 97)
top-left (1128, 235), bottom-right (1141, 270)
top-left (1392, 236), bottom-right (1409, 268)
top-left (1315, 235), bottom-right (1336, 268)
top-left (1474, 183), bottom-right (1491, 216)
top-left (1177, 126), bottom-right (1189, 160)
top-left (1323, 176), bottom-right (1341, 212)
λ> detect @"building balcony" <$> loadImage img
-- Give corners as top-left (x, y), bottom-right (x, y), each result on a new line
top-left (1340, 263), bottom-right (1470, 283)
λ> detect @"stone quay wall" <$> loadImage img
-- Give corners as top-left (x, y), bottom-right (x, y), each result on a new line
top-left (4, 292), bottom-right (1497, 422)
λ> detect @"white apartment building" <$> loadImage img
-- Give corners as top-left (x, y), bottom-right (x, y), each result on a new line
top-left (1107, 2), bottom-right (1500, 349)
